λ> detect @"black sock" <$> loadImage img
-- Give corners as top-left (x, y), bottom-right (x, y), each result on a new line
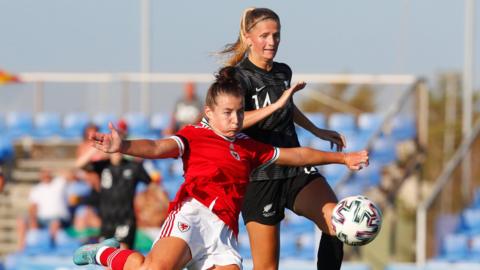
top-left (317, 233), bottom-right (343, 270)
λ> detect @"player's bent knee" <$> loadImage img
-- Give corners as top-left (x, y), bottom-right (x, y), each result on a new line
top-left (124, 252), bottom-right (145, 269)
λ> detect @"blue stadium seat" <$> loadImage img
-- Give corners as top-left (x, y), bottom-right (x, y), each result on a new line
top-left (51, 229), bottom-right (81, 256)
top-left (92, 113), bottom-right (117, 134)
top-left (237, 231), bottom-right (252, 259)
top-left (67, 179), bottom-right (91, 198)
top-left (279, 230), bottom-right (298, 258)
top-left (153, 159), bottom-right (174, 180)
top-left (33, 112), bottom-right (62, 139)
top-left (163, 180), bottom-right (182, 200)
top-left (358, 112), bottom-right (384, 138)
top-left (310, 138), bottom-right (335, 152)
top-left (437, 233), bottom-right (469, 261)
top-left (22, 228), bottom-right (53, 255)
top-left (0, 136), bottom-right (14, 161)
top-left (328, 113), bottom-right (357, 133)
top-left (469, 235), bottom-right (480, 261)
top-left (321, 164), bottom-right (348, 187)
top-left (391, 114), bottom-right (416, 141)
top-left (370, 135), bottom-right (397, 165)
top-left (5, 111), bottom-right (33, 138)
top-left (350, 161), bottom-right (382, 188)
top-left (305, 112), bottom-right (327, 129)
top-left (124, 112), bottom-right (151, 138)
top-left (470, 187), bottom-right (480, 209)
top-left (336, 181), bottom-right (366, 199)
top-left (170, 159), bottom-right (184, 177)
top-left (284, 210), bottom-right (314, 233)
top-left (150, 112), bottom-right (170, 135)
top-left (460, 208), bottom-right (480, 235)
top-left (62, 112), bottom-right (90, 140)
top-left (295, 126), bottom-right (313, 147)
top-left (135, 181), bottom-right (148, 194)
top-left (345, 131), bottom-right (368, 151)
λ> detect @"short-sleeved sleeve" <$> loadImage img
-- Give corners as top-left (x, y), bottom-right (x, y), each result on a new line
top-left (171, 125), bottom-right (195, 158)
top-left (244, 138), bottom-right (280, 170)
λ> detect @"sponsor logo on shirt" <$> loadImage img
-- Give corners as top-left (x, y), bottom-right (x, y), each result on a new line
top-left (255, 86), bottom-right (266, 92)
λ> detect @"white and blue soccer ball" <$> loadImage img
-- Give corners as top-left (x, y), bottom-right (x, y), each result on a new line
top-left (331, 195), bottom-right (382, 246)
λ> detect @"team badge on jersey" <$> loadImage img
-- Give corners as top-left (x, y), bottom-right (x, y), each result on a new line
top-left (123, 169), bottom-right (133, 180)
top-left (229, 143), bottom-right (240, 161)
top-left (178, 221), bottom-right (190, 232)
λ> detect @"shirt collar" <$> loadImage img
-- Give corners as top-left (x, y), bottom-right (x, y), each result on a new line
top-left (201, 117), bottom-right (235, 142)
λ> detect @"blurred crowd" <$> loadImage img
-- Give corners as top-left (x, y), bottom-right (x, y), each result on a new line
top-left (15, 120), bottom-right (172, 252)
top-left (10, 81), bottom-right (204, 253)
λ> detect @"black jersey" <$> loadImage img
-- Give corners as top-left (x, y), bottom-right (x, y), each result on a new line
top-left (84, 159), bottom-right (151, 232)
top-left (235, 58), bottom-right (302, 181)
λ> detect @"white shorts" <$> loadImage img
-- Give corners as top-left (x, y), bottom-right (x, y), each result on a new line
top-left (154, 198), bottom-right (242, 270)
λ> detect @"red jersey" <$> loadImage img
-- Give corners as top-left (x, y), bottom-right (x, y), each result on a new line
top-left (168, 119), bottom-right (279, 235)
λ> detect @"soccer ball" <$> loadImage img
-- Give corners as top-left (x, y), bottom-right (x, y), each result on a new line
top-left (331, 195), bottom-right (382, 246)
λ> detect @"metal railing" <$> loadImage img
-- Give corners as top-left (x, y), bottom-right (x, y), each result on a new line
top-left (416, 117), bottom-right (480, 266)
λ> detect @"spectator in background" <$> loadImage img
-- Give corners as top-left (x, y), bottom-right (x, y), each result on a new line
top-left (74, 121), bottom-right (151, 248)
top-left (16, 168), bottom-right (71, 250)
top-left (65, 168), bottom-right (101, 238)
top-left (134, 171), bottom-right (169, 228)
top-left (117, 119), bottom-right (129, 138)
top-left (163, 81), bottom-right (203, 135)
top-left (74, 123), bottom-right (108, 233)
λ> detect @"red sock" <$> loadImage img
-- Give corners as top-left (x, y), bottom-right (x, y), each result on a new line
top-left (98, 247), bottom-right (135, 270)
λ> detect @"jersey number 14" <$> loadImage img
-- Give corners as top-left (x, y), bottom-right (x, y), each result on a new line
top-left (252, 93), bottom-right (272, 109)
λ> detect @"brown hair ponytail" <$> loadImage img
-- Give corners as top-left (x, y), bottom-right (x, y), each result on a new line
top-left (205, 66), bottom-right (244, 107)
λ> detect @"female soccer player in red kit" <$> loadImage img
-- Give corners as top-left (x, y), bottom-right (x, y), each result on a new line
top-left (73, 66), bottom-right (368, 270)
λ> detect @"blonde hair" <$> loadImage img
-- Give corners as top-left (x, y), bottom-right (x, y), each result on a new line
top-left (219, 7), bottom-right (280, 67)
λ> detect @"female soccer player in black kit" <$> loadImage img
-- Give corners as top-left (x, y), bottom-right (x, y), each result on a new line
top-left (219, 7), bottom-right (347, 270)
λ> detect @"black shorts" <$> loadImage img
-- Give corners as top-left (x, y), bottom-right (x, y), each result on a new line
top-left (101, 218), bottom-right (136, 248)
top-left (241, 169), bottom-right (325, 225)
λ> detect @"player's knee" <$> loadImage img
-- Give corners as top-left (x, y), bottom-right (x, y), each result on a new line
top-left (125, 253), bottom-right (146, 269)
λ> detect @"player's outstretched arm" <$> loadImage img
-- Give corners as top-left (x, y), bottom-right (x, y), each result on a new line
top-left (90, 122), bottom-right (180, 159)
top-left (276, 147), bottom-right (368, 170)
top-left (293, 106), bottom-right (346, 152)
top-left (243, 81), bottom-right (306, 129)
